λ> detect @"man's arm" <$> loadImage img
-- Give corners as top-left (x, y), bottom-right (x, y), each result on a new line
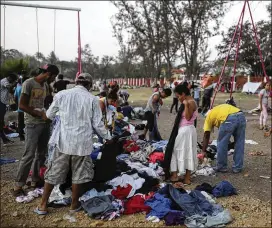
top-left (92, 97), bottom-right (111, 140)
top-left (45, 95), bottom-right (60, 120)
top-left (202, 131), bottom-right (211, 155)
top-left (151, 94), bottom-right (159, 113)
top-left (19, 94), bottom-right (42, 117)
top-left (259, 92), bottom-right (263, 111)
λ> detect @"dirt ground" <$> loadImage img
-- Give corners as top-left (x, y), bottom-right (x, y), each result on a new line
top-left (0, 88), bottom-right (271, 227)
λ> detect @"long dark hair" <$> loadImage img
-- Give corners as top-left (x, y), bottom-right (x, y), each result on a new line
top-left (174, 84), bottom-right (190, 96)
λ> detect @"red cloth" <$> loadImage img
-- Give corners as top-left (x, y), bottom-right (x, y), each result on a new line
top-left (123, 140), bottom-right (140, 153)
top-left (149, 152), bottom-right (164, 163)
top-left (111, 184), bottom-right (132, 199)
top-left (29, 166), bottom-right (47, 179)
top-left (124, 195), bottom-right (151, 215)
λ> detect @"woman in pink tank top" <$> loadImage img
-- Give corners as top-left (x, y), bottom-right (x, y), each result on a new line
top-left (170, 84), bottom-right (198, 185)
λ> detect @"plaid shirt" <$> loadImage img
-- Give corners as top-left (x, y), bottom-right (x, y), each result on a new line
top-left (0, 78), bottom-right (12, 105)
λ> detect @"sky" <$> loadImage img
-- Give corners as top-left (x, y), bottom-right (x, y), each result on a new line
top-left (0, 1), bottom-right (270, 63)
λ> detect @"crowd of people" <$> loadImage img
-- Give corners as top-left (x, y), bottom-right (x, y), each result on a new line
top-left (0, 65), bottom-right (271, 218)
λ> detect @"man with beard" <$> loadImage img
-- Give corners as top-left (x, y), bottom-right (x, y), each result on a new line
top-left (12, 64), bottom-right (59, 196)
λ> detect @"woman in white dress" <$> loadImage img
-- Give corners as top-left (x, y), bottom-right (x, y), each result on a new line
top-left (170, 84), bottom-right (198, 185)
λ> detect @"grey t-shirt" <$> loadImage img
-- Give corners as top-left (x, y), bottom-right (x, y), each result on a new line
top-left (145, 92), bottom-right (160, 113)
top-left (21, 78), bottom-right (48, 124)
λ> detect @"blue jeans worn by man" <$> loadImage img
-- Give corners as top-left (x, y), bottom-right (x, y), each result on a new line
top-left (217, 112), bottom-right (246, 172)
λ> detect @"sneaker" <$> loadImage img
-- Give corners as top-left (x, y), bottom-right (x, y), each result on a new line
top-left (264, 126), bottom-right (269, 131)
top-left (259, 125), bottom-right (264, 130)
top-left (232, 169), bottom-right (242, 174)
top-left (212, 167), bottom-right (228, 173)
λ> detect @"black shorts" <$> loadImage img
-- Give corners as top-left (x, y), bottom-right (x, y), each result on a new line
top-left (144, 111), bottom-right (155, 132)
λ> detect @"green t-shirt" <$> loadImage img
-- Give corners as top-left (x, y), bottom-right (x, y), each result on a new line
top-left (21, 78), bottom-right (48, 124)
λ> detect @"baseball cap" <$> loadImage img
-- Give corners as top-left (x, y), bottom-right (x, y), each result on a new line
top-left (76, 73), bottom-right (92, 83)
top-left (39, 64), bottom-right (59, 76)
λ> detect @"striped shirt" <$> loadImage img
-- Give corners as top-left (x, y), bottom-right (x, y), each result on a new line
top-left (46, 85), bottom-right (111, 156)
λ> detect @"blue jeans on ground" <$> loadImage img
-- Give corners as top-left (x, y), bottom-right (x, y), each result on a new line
top-left (217, 112), bottom-right (246, 171)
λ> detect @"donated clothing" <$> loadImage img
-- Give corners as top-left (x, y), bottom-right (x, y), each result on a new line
top-left (203, 104), bottom-right (241, 132)
top-left (53, 79), bottom-right (70, 93)
top-left (79, 189), bottom-right (112, 202)
top-left (46, 85), bottom-right (110, 156)
top-left (158, 185), bottom-right (221, 217)
top-left (90, 147), bottom-right (102, 161)
top-left (82, 195), bottom-right (115, 218)
top-left (184, 210), bottom-right (232, 227)
top-left (149, 152), bottom-right (164, 164)
top-left (164, 211), bottom-right (186, 226)
top-left (111, 184), bottom-right (132, 199)
top-left (145, 193), bottom-right (173, 219)
top-left (212, 181), bottom-right (237, 198)
top-left (14, 85), bottom-right (23, 112)
top-left (195, 183), bottom-right (213, 194)
top-left (107, 173), bottom-right (145, 198)
top-left (151, 140), bottom-right (168, 152)
top-left (124, 194), bottom-right (151, 215)
top-left (21, 78), bottom-right (49, 124)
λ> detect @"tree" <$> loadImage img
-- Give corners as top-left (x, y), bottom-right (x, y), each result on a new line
top-left (99, 55), bottom-right (114, 79)
top-left (47, 51), bottom-right (59, 65)
top-left (81, 44), bottom-right (99, 78)
top-left (0, 58), bottom-right (30, 79)
top-left (169, 0), bottom-right (229, 80)
top-left (216, 19), bottom-right (272, 76)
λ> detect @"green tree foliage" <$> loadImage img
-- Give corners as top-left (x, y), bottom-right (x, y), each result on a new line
top-left (216, 5), bottom-right (272, 76)
top-left (0, 58), bottom-right (30, 79)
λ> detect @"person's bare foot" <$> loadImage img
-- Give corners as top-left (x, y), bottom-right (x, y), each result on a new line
top-left (172, 182), bottom-right (184, 188)
top-left (38, 204), bottom-right (48, 213)
top-left (183, 179), bottom-right (191, 185)
top-left (70, 202), bottom-right (81, 211)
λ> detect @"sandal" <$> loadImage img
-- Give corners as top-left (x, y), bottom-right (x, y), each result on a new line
top-left (34, 207), bottom-right (48, 215)
top-left (69, 205), bottom-right (82, 213)
top-left (11, 188), bottom-right (26, 197)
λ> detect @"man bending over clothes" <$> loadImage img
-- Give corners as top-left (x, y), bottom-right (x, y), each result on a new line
top-left (201, 104), bottom-right (246, 173)
top-left (34, 73), bottom-right (112, 215)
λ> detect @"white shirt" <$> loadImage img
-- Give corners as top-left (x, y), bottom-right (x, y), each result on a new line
top-left (46, 85), bottom-right (111, 156)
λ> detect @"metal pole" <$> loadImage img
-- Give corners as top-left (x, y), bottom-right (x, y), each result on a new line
top-left (54, 9), bottom-right (56, 53)
top-left (246, 0), bottom-right (269, 82)
top-left (3, 5), bottom-right (6, 50)
top-left (77, 11), bottom-right (82, 75)
top-left (36, 8), bottom-right (40, 54)
top-left (229, 2), bottom-right (246, 98)
top-left (1, 1), bottom-right (81, 11)
top-left (210, 0), bottom-right (247, 109)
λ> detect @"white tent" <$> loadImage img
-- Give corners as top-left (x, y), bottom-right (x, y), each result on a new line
top-left (242, 82), bottom-right (261, 94)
